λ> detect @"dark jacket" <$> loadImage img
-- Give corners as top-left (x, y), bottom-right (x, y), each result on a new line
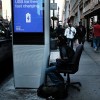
top-left (76, 25), bottom-right (86, 38)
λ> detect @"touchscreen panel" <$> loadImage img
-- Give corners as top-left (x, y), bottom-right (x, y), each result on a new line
top-left (13, 0), bottom-right (43, 33)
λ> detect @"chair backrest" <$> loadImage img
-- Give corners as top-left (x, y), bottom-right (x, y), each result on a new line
top-left (71, 44), bottom-right (83, 72)
top-left (59, 45), bottom-right (75, 60)
top-left (56, 44), bottom-right (83, 74)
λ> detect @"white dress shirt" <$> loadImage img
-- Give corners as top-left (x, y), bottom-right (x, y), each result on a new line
top-left (64, 27), bottom-right (76, 39)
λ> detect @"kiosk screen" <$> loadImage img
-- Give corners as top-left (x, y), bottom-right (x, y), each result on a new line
top-left (13, 0), bottom-right (44, 33)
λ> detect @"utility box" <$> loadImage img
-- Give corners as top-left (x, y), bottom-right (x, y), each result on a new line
top-left (11, 0), bottom-right (50, 88)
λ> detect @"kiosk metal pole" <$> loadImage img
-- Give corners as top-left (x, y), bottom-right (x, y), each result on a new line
top-left (53, 0), bottom-right (55, 30)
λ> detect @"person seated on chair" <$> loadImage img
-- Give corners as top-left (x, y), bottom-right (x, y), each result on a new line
top-left (46, 35), bottom-right (75, 85)
top-left (55, 35), bottom-right (75, 71)
top-left (57, 35), bottom-right (75, 62)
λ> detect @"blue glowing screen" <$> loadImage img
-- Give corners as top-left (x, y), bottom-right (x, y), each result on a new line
top-left (13, 0), bottom-right (43, 32)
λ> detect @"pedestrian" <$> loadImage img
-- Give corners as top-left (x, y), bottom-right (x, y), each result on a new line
top-left (64, 22), bottom-right (76, 48)
top-left (56, 24), bottom-right (65, 37)
top-left (76, 21), bottom-right (86, 46)
top-left (93, 20), bottom-right (100, 51)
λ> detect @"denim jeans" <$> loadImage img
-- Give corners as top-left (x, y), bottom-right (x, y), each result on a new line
top-left (93, 36), bottom-right (100, 49)
top-left (46, 66), bottom-right (64, 85)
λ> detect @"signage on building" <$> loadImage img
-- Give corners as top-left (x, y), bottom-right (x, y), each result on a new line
top-left (50, 3), bottom-right (57, 10)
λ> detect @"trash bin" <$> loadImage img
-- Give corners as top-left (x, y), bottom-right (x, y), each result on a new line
top-left (50, 38), bottom-right (58, 50)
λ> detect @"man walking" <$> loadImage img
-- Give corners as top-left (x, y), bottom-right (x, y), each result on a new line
top-left (64, 22), bottom-right (76, 48)
top-left (76, 21), bottom-right (86, 45)
top-left (93, 20), bottom-right (100, 51)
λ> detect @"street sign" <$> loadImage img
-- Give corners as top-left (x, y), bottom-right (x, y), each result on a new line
top-left (50, 3), bottom-right (57, 10)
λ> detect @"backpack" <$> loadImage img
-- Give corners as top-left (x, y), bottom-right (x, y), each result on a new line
top-left (37, 69), bottom-right (68, 99)
top-left (37, 83), bottom-right (68, 100)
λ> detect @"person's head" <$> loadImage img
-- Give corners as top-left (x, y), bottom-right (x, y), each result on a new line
top-left (68, 22), bottom-right (72, 27)
top-left (58, 24), bottom-right (61, 28)
top-left (58, 35), bottom-right (66, 45)
top-left (79, 21), bottom-right (82, 26)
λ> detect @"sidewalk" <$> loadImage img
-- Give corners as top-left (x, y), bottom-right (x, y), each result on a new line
top-left (0, 41), bottom-right (100, 100)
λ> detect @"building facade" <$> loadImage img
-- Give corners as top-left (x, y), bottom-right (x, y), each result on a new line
top-left (62, 0), bottom-right (70, 27)
top-left (63, 0), bottom-right (100, 41)
top-left (0, 0), bottom-right (2, 19)
top-left (83, 0), bottom-right (100, 41)
top-left (69, 0), bottom-right (84, 26)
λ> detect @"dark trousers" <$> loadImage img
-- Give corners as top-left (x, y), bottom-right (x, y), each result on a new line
top-left (78, 36), bottom-right (85, 45)
top-left (67, 38), bottom-right (73, 48)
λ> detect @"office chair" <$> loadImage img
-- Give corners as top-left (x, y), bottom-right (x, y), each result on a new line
top-left (56, 44), bottom-right (83, 91)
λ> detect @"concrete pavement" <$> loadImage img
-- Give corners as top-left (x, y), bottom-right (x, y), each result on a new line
top-left (0, 41), bottom-right (100, 100)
